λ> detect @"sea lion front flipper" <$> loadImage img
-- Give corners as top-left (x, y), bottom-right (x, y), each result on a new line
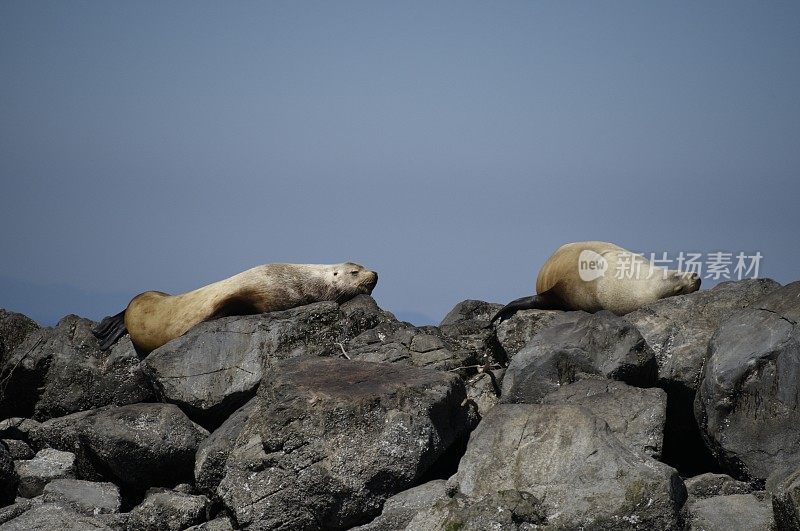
top-left (91, 310), bottom-right (127, 350)
top-left (489, 286), bottom-right (565, 325)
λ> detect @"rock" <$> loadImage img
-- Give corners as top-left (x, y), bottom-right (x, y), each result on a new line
top-left (464, 368), bottom-right (504, 417)
top-left (0, 310), bottom-right (39, 367)
top-left (1, 441), bottom-right (32, 462)
top-left (183, 516), bottom-right (234, 531)
top-left (0, 444), bottom-right (17, 506)
top-left (217, 356), bottom-right (475, 529)
top-left (350, 480), bottom-right (449, 531)
top-left (541, 377), bottom-right (667, 458)
top-left (626, 278), bottom-right (781, 392)
top-left (194, 397), bottom-right (256, 496)
top-left (14, 449), bottom-right (75, 498)
top-left (339, 295), bottom-right (399, 338)
top-left (501, 311), bottom-right (657, 404)
top-left (42, 479), bottom-right (120, 515)
top-left (347, 320), bottom-right (475, 370)
top-left (0, 315), bottom-right (153, 420)
top-left (695, 281), bottom-right (800, 483)
top-left (494, 308), bottom-right (564, 360)
top-left (0, 419), bottom-right (41, 444)
top-left (407, 489), bottom-right (546, 530)
top-left (142, 302), bottom-right (346, 428)
top-left (687, 493), bottom-right (773, 531)
top-left (684, 473), bottom-right (753, 499)
top-left (126, 490), bottom-right (209, 531)
top-left (450, 403), bottom-right (686, 529)
top-left (0, 497), bottom-right (39, 526)
top-left (439, 300), bottom-right (503, 326)
top-left (0, 503), bottom-right (110, 530)
top-left (30, 403), bottom-right (208, 490)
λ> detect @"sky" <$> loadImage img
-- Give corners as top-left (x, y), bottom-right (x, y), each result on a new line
top-left (1, 1), bottom-right (799, 326)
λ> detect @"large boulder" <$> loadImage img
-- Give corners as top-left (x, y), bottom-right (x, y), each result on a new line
top-left (126, 490), bottom-right (209, 531)
top-left (449, 403), bottom-right (686, 529)
top-left (541, 377), bottom-right (667, 458)
top-left (686, 493), bottom-right (773, 531)
top-left (14, 448), bottom-right (75, 498)
top-left (41, 479), bottom-right (120, 516)
top-left (626, 278), bottom-right (781, 392)
top-left (216, 356), bottom-right (475, 529)
top-left (0, 316), bottom-right (153, 420)
top-left (142, 302), bottom-right (345, 428)
top-left (772, 466), bottom-right (800, 530)
top-left (695, 281), bottom-right (800, 483)
top-left (0, 503), bottom-right (111, 530)
top-left (502, 311), bottom-right (657, 404)
top-left (30, 403), bottom-right (208, 490)
top-left (494, 309), bottom-right (565, 361)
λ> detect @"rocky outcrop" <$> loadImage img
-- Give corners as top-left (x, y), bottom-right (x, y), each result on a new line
top-left (143, 302), bottom-right (345, 428)
top-left (448, 403), bottom-right (686, 529)
top-left (541, 377), bottom-right (667, 458)
top-left (502, 310), bottom-right (657, 403)
top-left (695, 281), bottom-right (800, 483)
top-left (14, 448), bottom-right (76, 498)
top-left (0, 316), bottom-right (153, 421)
top-left (0, 310), bottom-right (39, 367)
top-left (30, 403), bottom-right (207, 490)
top-left (216, 356), bottom-right (475, 529)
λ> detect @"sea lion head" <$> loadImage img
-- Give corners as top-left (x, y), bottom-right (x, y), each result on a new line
top-left (327, 262), bottom-right (379, 302)
top-left (663, 269), bottom-right (701, 296)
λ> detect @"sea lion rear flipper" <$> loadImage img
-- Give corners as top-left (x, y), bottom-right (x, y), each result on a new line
top-left (91, 310), bottom-right (127, 350)
top-left (489, 287), bottom-right (565, 325)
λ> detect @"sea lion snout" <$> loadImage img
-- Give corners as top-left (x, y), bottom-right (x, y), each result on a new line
top-left (364, 271), bottom-right (378, 293)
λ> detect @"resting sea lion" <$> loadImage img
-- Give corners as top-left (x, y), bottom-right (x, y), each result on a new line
top-left (92, 262), bottom-right (378, 353)
top-left (491, 241), bottom-right (700, 324)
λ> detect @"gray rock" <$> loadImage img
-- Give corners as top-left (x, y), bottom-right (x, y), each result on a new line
top-left (126, 490), bottom-right (209, 531)
top-left (194, 397), bottom-right (256, 496)
top-left (464, 368), bottom-right (504, 417)
top-left (217, 356), bottom-right (475, 529)
top-left (0, 418), bottom-right (41, 444)
top-left (0, 315), bottom-right (153, 421)
top-left (351, 480), bottom-right (449, 531)
top-left (626, 278), bottom-right (781, 392)
top-left (347, 320), bottom-right (475, 371)
top-left (183, 516), bottom-right (235, 531)
top-left (450, 403), bottom-right (686, 529)
top-left (494, 308), bottom-right (564, 360)
top-left (15, 449), bottom-right (75, 498)
top-left (687, 493), bottom-right (773, 531)
top-left (30, 403), bottom-right (208, 490)
top-left (142, 302), bottom-right (346, 428)
top-left (0, 309), bottom-right (39, 367)
top-left (502, 311), bottom-right (657, 404)
top-left (406, 489), bottom-right (546, 531)
top-left (0, 497), bottom-right (39, 526)
top-left (0, 443), bottom-right (17, 506)
top-left (0, 503), bottom-right (110, 530)
top-left (541, 377), bottom-right (667, 458)
top-left (42, 479), bottom-right (120, 515)
top-left (695, 281), bottom-right (800, 482)
top-left (685, 473), bottom-right (753, 499)
top-left (440, 300), bottom-right (503, 326)
top-left (1, 440), bottom-right (32, 461)
top-left (340, 295), bottom-right (400, 338)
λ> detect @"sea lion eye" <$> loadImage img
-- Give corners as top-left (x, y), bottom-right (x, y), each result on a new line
top-left (333, 272), bottom-right (338, 276)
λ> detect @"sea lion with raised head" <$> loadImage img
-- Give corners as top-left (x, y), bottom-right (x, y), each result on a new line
top-left (92, 262), bottom-right (378, 353)
top-left (491, 241), bottom-right (700, 324)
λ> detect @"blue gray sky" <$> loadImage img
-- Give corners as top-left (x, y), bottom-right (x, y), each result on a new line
top-left (1, 1), bottom-right (798, 326)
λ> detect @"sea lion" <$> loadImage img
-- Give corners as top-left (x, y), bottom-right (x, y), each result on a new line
top-left (491, 241), bottom-right (700, 324)
top-left (92, 262), bottom-right (378, 353)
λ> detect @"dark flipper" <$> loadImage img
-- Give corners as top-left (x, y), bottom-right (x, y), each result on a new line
top-left (91, 310), bottom-right (127, 350)
top-left (489, 288), bottom-right (565, 325)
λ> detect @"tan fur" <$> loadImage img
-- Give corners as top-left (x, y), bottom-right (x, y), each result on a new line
top-left (124, 262), bottom-right (378, 353)
top-left (535, 241), bottom-right (700, 315)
